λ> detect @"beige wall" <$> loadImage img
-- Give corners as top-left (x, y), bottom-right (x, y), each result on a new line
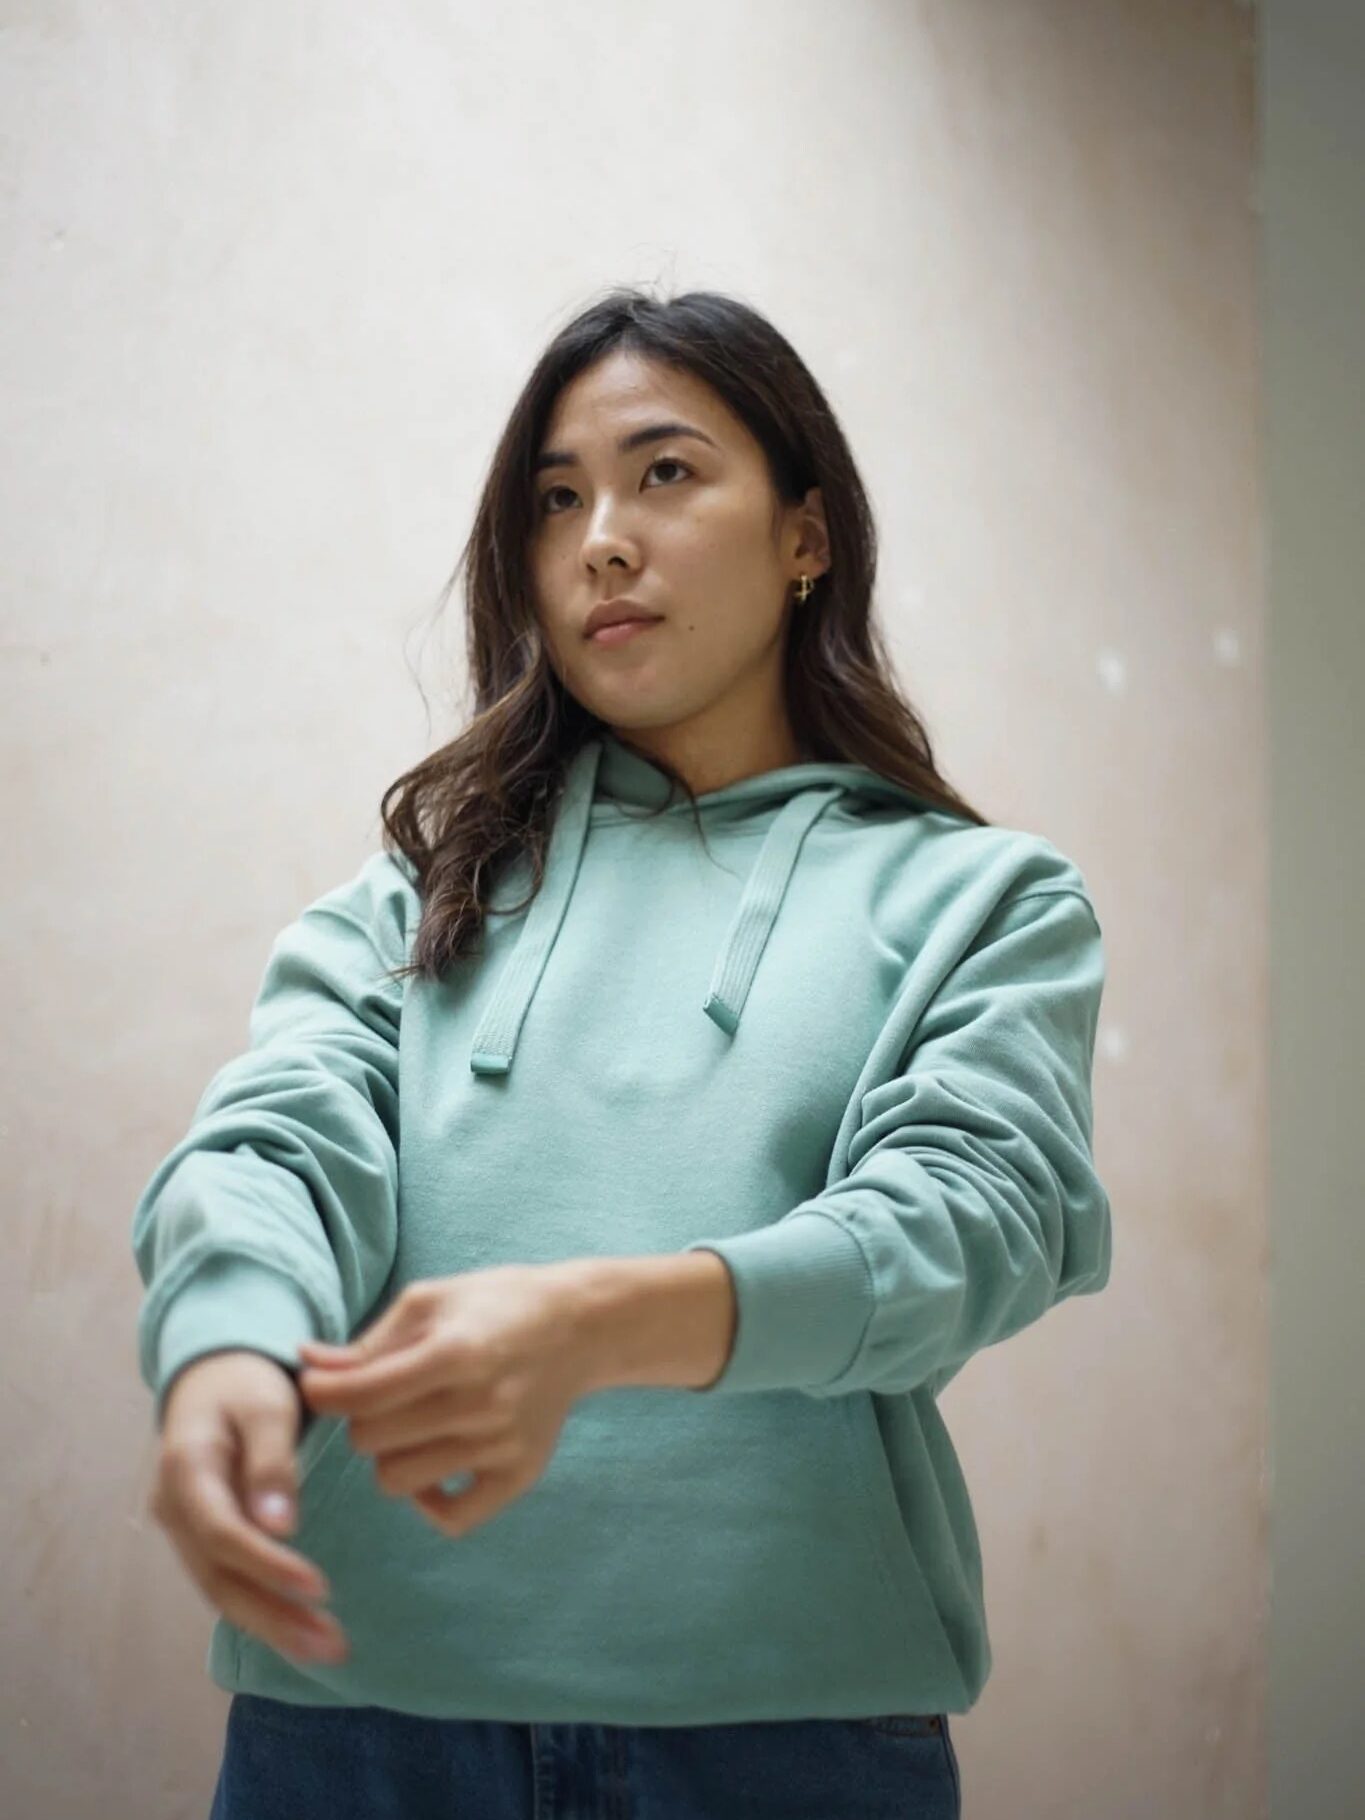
top-left (1, 4), bottom-right (1267, 1815)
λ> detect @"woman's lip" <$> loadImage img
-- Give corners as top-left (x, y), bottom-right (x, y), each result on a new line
top-left (588, 617), bottom-right (663, 646)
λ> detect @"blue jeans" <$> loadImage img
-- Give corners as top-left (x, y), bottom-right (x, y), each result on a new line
top-left (209, 1692), bottom-right (962, 1819)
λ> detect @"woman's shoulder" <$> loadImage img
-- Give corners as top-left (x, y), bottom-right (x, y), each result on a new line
top-left (876, 810), bottom-right (1101, 936)
top-left (288, 846), bottom-right (424, 970)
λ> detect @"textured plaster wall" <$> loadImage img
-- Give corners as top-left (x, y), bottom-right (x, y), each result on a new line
top-left (1, 4), bottom-right (1263, 1815)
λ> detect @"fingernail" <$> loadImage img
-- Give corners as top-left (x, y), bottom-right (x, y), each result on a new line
top-left (255, 1491), bottom-right (293, 1528)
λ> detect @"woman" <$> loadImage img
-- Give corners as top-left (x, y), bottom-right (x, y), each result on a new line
top-left (134, 287), bottom-right (1112, 1819)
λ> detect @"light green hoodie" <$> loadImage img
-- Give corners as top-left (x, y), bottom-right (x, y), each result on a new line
top-left (131, 729), bottom-right (1112, 1725)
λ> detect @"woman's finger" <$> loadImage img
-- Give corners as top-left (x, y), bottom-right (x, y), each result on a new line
top-left (348, 1384), bottom-right (508, 1456)
top-left (413, 1466), bottom-right (524, 1539)
top-left (156, 1505), bottom-right (347, 1662)
top-left (299, 1340), bottom-right (457, 1420)
top-left (161, 1442), bottom-right (332, 1605)
top-left (207, 1562), bottom-right (350, 1664)
top-left (375, 1431), bottom-right (522, 1498)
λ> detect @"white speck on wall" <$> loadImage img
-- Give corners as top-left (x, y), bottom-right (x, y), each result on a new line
top-left (1096, 650), bottom-right (1128, 694)
top-left (1098, 1024), bottom-right (1128, 1065)
top-left (1213, 628), bottom-right (1243, 665)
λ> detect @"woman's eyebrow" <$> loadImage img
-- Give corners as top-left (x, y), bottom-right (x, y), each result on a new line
top-left (534, 421), bottom-right (719, 475)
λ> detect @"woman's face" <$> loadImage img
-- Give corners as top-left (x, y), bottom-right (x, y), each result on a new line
top-left (528, 349), bottom-right (827, 746)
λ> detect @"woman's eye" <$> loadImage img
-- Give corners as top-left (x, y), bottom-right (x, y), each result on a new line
top-left (538, 457), bottom-right (691, 516)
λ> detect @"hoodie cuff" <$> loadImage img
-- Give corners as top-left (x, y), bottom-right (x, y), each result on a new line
top-left (153, 1256), bottom-right (319, 1433)
top-left (682, 1212), bottom-right (875, 1394)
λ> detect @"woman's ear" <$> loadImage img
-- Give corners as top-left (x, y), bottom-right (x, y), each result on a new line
top-left (788, 486), bottom-right (831, 587)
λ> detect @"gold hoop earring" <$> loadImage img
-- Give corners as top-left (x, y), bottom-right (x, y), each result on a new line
top-left (795, 574), bottom-right (814, 603)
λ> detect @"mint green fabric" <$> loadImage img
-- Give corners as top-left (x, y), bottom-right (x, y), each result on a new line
top-left (131, 730), bottom-right (1112, 1725)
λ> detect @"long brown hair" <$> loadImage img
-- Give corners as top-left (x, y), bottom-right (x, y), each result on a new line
top-left (382, 285), bottom-right (990, 986)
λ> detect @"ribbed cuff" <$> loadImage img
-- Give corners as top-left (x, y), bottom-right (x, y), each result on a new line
top-left (153, 1256), bottom-right (319, 1432)
top-left (682, 1211), bottom-right (875, 1394)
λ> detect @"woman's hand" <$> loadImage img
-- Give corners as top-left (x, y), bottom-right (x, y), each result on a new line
top-left (147, 1350), bottom-right (349, 1665)
top-left (296, 1264), bottom-right (595, 1540)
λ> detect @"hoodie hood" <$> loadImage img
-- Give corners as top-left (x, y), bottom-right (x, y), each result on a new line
top-left (467, 730), bottom-right (931, 1076)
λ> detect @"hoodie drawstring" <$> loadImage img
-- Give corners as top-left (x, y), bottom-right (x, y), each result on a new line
top-left (468, 742), bottom-right (602, 1077)
top-left (469, 741), bottom-right (847, 1076)
top-left (699, 785), bottom-right (847, 1036)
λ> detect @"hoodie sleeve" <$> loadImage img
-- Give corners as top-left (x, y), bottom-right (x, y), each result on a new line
top-left (683, 884), bottom-right (1112, 1398)
top-left (131, 849), bottom-right (417, 1433)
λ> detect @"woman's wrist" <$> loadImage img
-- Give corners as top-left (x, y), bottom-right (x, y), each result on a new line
top-left (559, 1251), bottom-right (738, 1394)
